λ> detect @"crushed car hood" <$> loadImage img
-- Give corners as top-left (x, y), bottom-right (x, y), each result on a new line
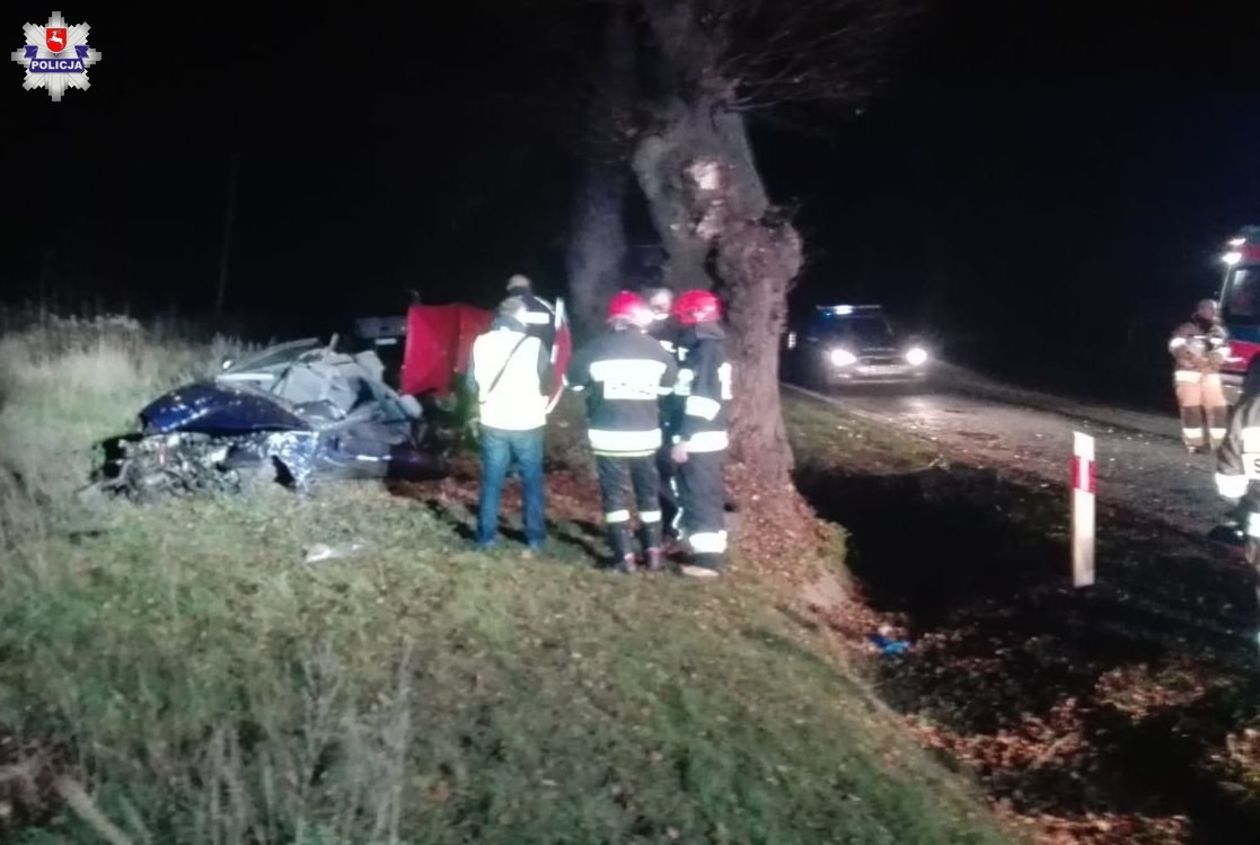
top-left (141, 383), bottom-right (309, 435)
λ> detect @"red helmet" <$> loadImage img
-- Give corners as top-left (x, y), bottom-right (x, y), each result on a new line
top-left (672, 289), bottom-right (721, 325)
top-left (606, 290), bottom-right (652, 327)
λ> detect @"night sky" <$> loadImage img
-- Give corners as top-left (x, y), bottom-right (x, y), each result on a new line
top-left (5, 2), bottom-right (1260, 397)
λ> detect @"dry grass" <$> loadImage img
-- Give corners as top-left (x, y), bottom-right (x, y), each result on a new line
top-left (0, 314), bottom-right (245, 522)
top-left (0, 315), bottom-right (1013, 844)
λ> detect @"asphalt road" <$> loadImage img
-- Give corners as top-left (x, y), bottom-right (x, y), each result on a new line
top-left (787, 364), bottom-right (1227, 537)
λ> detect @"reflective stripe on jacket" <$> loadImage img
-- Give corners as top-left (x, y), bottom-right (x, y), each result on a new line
top-left (1217, 393), bottom-right (1260, 509)
top-left (567, 327), bottom-right (679, 456)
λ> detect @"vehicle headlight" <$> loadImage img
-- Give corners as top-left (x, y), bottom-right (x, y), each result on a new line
top-left (828, 348), bottom-right (858, 367)
top-left (905, 347), bottom-right (929, 367)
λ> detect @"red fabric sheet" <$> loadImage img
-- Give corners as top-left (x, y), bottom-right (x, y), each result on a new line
top-left (400, 304), bottom-right (493, 396)
top-left (400, 302), bottom-right (572, 401)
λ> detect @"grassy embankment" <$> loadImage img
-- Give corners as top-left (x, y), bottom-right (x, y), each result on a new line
top-left (0, 317), bottom-right (1010, 844)
top-left (780, 386), bottom-right (1260, 843)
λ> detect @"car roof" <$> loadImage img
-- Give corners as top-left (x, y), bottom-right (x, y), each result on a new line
top-left (814, 304), bottom-right (884, 316)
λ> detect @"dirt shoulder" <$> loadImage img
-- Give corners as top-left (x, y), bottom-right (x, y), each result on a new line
top-left (783, 390), bottom-right (1260, 844)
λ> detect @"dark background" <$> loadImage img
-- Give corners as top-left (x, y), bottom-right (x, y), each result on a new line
top-left (4, 2), bottom-right (1260, 405)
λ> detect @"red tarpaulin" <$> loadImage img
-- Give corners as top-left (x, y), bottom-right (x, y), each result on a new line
top-left (400, 302), bottom-right (571, 403)
top-left (401, 304), bottom-right (493, 396)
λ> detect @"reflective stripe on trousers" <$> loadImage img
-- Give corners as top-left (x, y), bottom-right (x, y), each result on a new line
top-left (596, 454), bottom-right (663, 555)
top-left (677, 449), bottom-right (727, 569)
top-left (1176, 372), bottom-right (1228, 447)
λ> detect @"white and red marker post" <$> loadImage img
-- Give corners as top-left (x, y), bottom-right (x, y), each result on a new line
top-left (1070, 431), bottom-right (1096, 587)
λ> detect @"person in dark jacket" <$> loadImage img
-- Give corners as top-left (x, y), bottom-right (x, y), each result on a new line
top-left (1170, 299), bottom-right (1230, 452)
top-left (506, 274), bottom-right (557, 357)
top-left (644, 285), bottom-right (683, 536)
top-left (669, 289), bottom-right (732, 577)
top-left (644, 286), bottom-right (679, 354)
top-left (567, 291), bottom-right (678, 572)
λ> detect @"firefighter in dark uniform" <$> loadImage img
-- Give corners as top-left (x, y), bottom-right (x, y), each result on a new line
top-left (567, 291), bottom-right (679, 572)
top-left (645, 286), bottom-right (678, 354)
top-left (669, 289), bottom-right (731, 577)
top-left (1215, 366), bottom-right (1260, 651)
top-left (1169, 299), bottom-right (1229, 453)
top-left (644, 286), bottom-right (683, 538)
top-left (506, 274), bottom-right (557, 358)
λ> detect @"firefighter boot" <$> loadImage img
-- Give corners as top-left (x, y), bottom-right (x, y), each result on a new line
top-left (1178, 403), bottom-right (1206, 454)
top-left (639, 520), bottom-right (664, 572)
top-left (608, 526), bottom-right (637, 573)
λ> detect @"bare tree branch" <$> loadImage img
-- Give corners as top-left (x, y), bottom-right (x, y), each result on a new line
top-left (685, 0), bottom-right (923, 110)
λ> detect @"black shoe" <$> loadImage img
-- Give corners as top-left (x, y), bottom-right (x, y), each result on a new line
top-left (1209, 523), bottom-right (1246, 547)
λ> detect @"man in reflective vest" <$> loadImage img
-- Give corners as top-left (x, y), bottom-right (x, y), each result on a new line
top-left (567, 291), bottom-right (678, 572)
top-left (1169, 299), bottom-right (1229, 453)
top-left (669, 289), bottom-right (732, 577)
top-left (468, 296), bottom-right (551, 553)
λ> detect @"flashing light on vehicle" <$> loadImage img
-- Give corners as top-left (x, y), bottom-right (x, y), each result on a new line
top-left (905, 346), bottom-right (930, 367)
top-left (830, 305), bottom-right (855, 315)
top-left (1229, 237), bottom-right (1247, 247)
top-left (1224, 251), bottom-right (1244, 266)
top-left (829, 347), bottom-right (858, 367)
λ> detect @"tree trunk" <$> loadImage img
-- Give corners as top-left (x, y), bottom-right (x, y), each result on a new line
top-left (717, 216), bottom-right (801, 487)
top-left (632, 0), bottom-right (807, 536)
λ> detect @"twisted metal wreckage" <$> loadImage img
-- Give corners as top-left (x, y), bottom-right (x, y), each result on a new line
top-left (93, 302), bottom-right (572, 499)
top-left (92, 337), bottom-right (441, 499)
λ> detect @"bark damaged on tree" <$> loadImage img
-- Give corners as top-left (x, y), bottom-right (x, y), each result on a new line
top-left (568, 0), bottom-right (909, 557)
top-left (631, 95), bottom-right (806, 534)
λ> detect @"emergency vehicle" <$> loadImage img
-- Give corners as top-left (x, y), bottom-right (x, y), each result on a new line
top-left (1216, 227), bottom-right (1260, 402)
top-left (783, 304), bottom-right (931, 387)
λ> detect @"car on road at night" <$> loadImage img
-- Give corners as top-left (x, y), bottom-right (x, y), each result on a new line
top-left (783, 305), bottom-right (931, 388)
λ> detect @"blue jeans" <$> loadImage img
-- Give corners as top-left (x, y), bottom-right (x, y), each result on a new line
top-left (477, 425), bottom-right (546, 548)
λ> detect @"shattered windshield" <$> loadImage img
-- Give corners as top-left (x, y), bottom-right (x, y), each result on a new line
top-left (222, 338), bottom-right (323, 374)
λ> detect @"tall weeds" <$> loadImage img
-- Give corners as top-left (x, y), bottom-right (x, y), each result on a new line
top-left (0, 312), bottom-right (244, 531)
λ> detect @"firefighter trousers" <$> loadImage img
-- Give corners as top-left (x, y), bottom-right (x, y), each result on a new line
top-left (1174, 371), bottom-right (1227, 450)
top-left (595, 454), bottom-right (662, 563)
top-left (678, 449), bottom-right (727, 570)
top-left (1245, 513), bottom-right (1260, 631)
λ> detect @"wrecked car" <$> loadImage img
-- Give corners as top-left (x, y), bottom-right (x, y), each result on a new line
top-left (96, 337), bottom-right (446, 499)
